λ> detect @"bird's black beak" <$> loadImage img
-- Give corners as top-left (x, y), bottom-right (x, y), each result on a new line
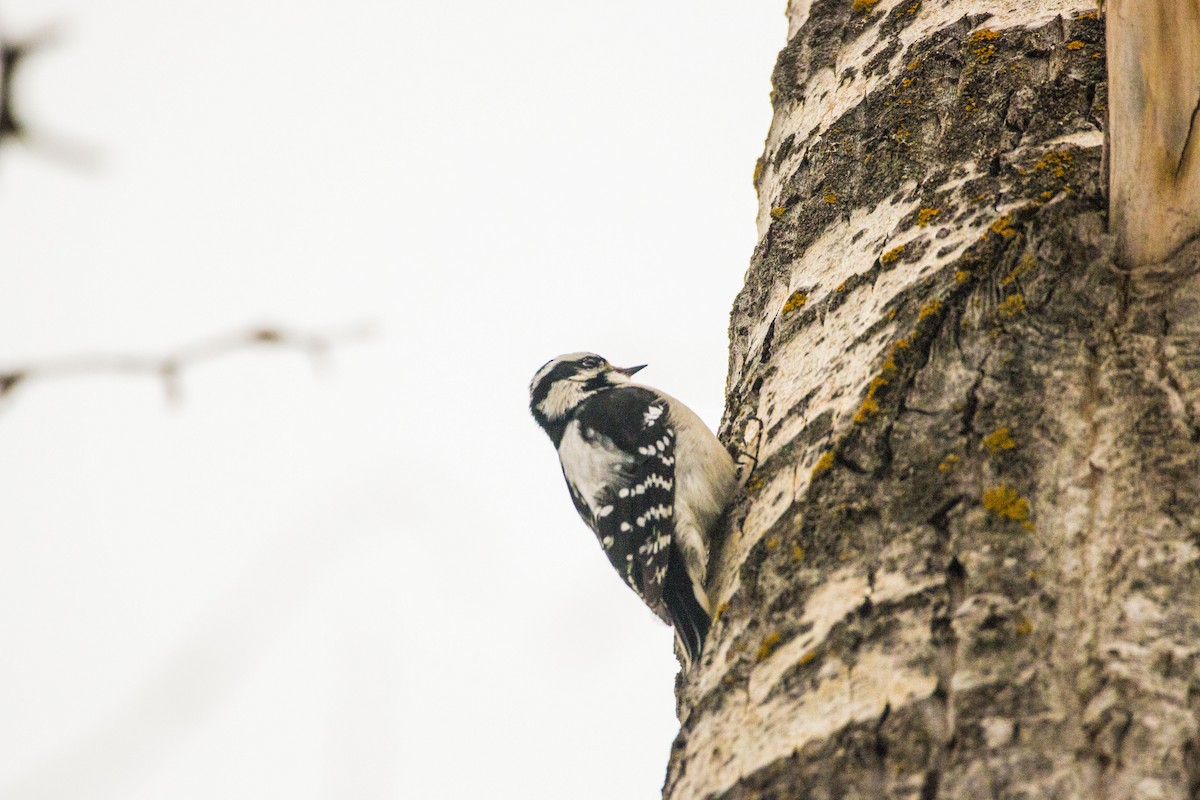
top-left (617, 364), bottom-right (647, 377)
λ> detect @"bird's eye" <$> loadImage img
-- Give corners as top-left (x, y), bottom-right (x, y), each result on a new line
top-left (580, 356), bottom-right (602, 369)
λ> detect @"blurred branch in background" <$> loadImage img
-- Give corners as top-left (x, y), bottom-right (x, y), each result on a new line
top-left (0, 21), bottom-right (96, 169)
top-left (0, 22), bottom-right (39, 146)
top-left (0, 322), bottom-right (376, 408)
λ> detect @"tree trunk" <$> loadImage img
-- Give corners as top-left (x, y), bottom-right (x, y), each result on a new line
top-left (666, 2), bottom-right (1200, 798)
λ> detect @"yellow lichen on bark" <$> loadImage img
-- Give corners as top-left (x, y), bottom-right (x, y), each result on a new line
top-left (990, 214), bottom-right (1017, 237)
top-left (917, 207), bottom-right (941, 226)
top-left (982, 485), bottom-right (1030, 522)
top-left (782, 291), bottom-right (808, 315)
top-left (756, 631), bottom-right (782, 661)
top-left (918, 299), bottom-right (942, 320)
top-left (997, 294), bottom-right (1026, 317)
top-left (982, 427), bottom-right (1017, 452)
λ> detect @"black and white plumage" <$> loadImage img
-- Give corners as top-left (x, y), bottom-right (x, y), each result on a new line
top-left (529, 352), bottom-right (737, 666)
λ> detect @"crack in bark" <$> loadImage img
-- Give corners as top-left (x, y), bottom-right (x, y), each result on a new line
top-left (921, 534), bottom-right (966, 799)
top-left (1077, 339), bottom-right (1117, 796)
top-left (1185, 682), bottom-right (1200, 800)
top-left (1173, 89), bottom-right (1200, 183)
top-left (872, 702), bottom-right (891, 799)
top-left (959, 355), bottom-right (989, 438)
top-left (1082, 340), bottom-right (1103, 653)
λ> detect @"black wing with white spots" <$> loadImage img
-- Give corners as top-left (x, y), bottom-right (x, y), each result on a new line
top-left (571, 387), bottom-right (677, 621)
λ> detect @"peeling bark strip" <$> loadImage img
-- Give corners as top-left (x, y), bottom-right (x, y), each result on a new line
top-left (667, 1), bottom-right (1200, 799)
top-left (1106, 0), bottom-right (1200, 266)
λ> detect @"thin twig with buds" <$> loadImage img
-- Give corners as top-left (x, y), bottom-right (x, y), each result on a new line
top-left (0, 322), bottom-right (375, 406)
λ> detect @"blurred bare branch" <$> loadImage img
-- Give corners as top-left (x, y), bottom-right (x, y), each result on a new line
top-left (1, 23), bottom-right (100, 169)
top-left (0, 321), bottom-right (375, 406)
top-left (2, 24), bottom-right (56, 146)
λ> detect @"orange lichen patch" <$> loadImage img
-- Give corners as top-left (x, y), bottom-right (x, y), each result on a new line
top-left (905, 2), bottom-right (919, 13)
top-left (894, 124), bottom-right (912, 143)
top-left (853, 395), bottom-right (879, 423)
top-left (836, 282), bottom-right (846, 292)
top-left (753, 161), bottom-right (764, 182)
top-left (770, 205), bottom-right (787, 220)
top-left (1016, 616), bottom-right (1034, 636)
top-left (1032, 149), bottom-right (1074, 178)
top-left (853, 377), bottom-right (889, 423)
top-left (964, 96), bottom-right (977, 112)
top-left (918, 298), bottom-right (943, 320)
top-left (900, 77), bottom-right (913, 89)
top-left (982, 427), bottom-right (1017, 453)
top-left (1040, 190), bottom-right (1054, 200)
top-left (798, 648), bottom-right (819, 665)
top-left (852, 0), bottom-right (881, 12)
top-left (938, 453), bottom-right (959, 473)
top-left (907, 59), bottom-right (921, 71)
top-left (983, 484), bottom-right (1030, 522)
top-left (881, 338), bottom-right (909, 373)
top-left (746, 476), bottom-right (766, 494)
top-left (1066, 40), bottom-right (1085, 50)
top-left (812, 450), bottom-right (835, 477)
top-left (792, 544), bottom-right (807, 562)
top-left (881, 244), bottom-right (906, 264)
top-left (823, 193), bottom-right (838, 204)
top-left (990, 214), bottom-right (1017, 238)
top-left (765, 538), bottom-right (780, 550)
top-left (997, 294), bottom-right (1026, 317)
top-left (1078, 10), bottom-right (1100, 19)
top-left (1002, 254), bottom-right (1036, 286)
top-left (955, 269), bottom-right (972, 284)
top-left (756, 631), bottom-right (782, 661)
top-left (969, 28), bottom-right (1000, 42)
top-left (972, 45), bottom-right (996, 65)
top-left (917, 207), bottom-right (941, 226)
top-left (782, 291), bottom-right (808, 315)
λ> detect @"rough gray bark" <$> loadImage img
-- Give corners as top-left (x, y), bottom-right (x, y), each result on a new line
top-left (666, 2), bottom-right (1200, 798)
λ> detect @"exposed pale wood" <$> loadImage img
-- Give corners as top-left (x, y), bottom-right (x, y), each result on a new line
top-left (1107, 0), bottom-right (1200, 265)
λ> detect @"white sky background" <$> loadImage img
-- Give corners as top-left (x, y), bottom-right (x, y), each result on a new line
top-left (0, 2), bottom-right (783, 798)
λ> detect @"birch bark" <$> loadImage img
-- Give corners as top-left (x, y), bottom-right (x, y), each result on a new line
top-left (667, 2), bottom-right (1200, 798)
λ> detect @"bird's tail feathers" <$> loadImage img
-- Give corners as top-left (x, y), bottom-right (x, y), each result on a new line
top-left (664, 546), bottom-right (711, 668)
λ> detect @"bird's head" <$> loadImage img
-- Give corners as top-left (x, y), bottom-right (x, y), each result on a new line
top-left (529, 352), bottom-right (645, 430)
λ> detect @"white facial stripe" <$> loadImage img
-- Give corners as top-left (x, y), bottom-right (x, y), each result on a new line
top-left (530, 360), bottom-right (563, 394)
top-left (537, 379), bottom-right (588, 421)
